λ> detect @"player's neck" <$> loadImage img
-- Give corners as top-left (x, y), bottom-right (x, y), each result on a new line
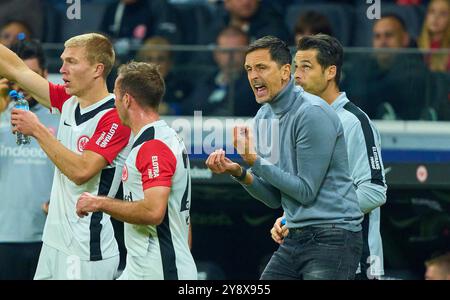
top-left (77, 81), bottom-right (110, 109)
top-left (130, 109), bottom-right (160, 136)
top-left (320, 84), bottom-right (340, 105)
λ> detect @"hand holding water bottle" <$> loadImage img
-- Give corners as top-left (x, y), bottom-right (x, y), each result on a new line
top-left (10, 90), bottom-right (31, 145)
top-left (10, 90), bottom-right (44, 145)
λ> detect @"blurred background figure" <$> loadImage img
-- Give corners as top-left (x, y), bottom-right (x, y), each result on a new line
top-left (0, 0), bottom-right (43, 42)
top-left (342, 14), bottom-right (428, 121)
top-left (425, 252), bottom-right (450, 280)
top-left (100, 0), bottom-right (180, 58)
top-left (210, 0), bottom-right (290, 44)
top-left (0, 20), bottom-right (32, 47)
top-left (0, 39), bottom-right (59, 280)
top-left (136, 36), bottom-right (192, 115)
top-left (183, 26), bottom-right (257, 116)
top-left (293, 11), bottom-right (333, 46)
top-left (418, 0), bottom-right (450, 72)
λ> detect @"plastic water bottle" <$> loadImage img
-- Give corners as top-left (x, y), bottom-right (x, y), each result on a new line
top-left (9, 90), bottom-right (30, 145)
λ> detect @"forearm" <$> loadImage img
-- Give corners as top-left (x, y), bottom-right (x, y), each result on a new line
top-left (33, 123), bottom-right (93, 185)
top-left (356, 183), bottom-right (387, 214)
top-left (251, 156), bottom-right (318, 206)
top-left (97, 197), bottom-right (161, 225)
top-left (0, 44), bottom-right (24, 80)
top-left (240, 170), bottom-right (282, 209)
top-left (0, 44), bottom-right (50, 108)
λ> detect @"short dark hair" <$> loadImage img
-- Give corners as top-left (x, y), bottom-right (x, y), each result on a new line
top-left (294, 11), bottom-right (333, 37)
top-left (246, 36), bottom-right (292, 66)
top-left (117, 61), bottom-right (165, 110)
top-left (297, 34), bottom-right (343, 85)
top-left (377, 13), bottom-right (408, 32)
top-left (0, 19), bottom-right (33, 38)
top-left (9, 39), bottom-right (47, 71)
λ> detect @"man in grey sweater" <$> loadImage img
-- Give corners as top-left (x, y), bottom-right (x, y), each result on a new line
top-left (206, 36), bottom-right (363, 279)
top-left (271, 34), bottom-right (387, 280)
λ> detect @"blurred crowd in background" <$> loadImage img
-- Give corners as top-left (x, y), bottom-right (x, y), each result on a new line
top-left (0, 0), bottom-right (448, 120)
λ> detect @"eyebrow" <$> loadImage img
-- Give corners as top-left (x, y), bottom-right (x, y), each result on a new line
top-left (299, 59), bottom-right (312, 64)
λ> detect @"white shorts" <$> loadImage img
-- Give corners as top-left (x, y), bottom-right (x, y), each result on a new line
top-left (34, 243), bottom-right (119, 280)
top-left (117, 254), bottom-right (197, 280)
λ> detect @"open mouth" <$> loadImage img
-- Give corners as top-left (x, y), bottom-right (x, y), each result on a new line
top-left (62, 78), bottom-right (70, 88)
top-left (253, 83), bottom-right (267, 98)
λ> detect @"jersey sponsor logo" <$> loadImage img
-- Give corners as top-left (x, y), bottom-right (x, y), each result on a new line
top-left (370, 146), bottom-right (381, 170)
top-left (96, 123), bottom-right (119, 148)
top-left (122, 164), bottom-right (128, 182)
top-left (148, 156), bottom-right (160, 179)
top-left (77, 135), bottom-right (90, 152)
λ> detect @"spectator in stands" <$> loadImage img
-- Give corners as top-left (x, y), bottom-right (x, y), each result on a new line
top-left (210, 0), bottom-right (290, 44)
top-left (136, 36), bottom-right (191, 115)
top-left (418, 0), bottom-right (450, 72)
top-left (0, 20), bottom-right (32, 48)
top-left (342, 14), bottom-right (429, 120)
top-left (293, 11), bottom-right (333, 46)
top-left (100, 0), bottom-right (180, 48)
top-left (0, 0), bottom-right (43, 41)
top-left (0, 40), bottom-right (58, 280)
top-left (425, 252), bottom-right (450, 280)
top-left (183, 26), bottom-right (257, 116)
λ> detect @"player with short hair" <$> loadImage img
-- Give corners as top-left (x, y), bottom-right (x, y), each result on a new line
top-left (0, 33), bottom-right (132, 279)
top-left (76, 62), bottom-right (197, 280)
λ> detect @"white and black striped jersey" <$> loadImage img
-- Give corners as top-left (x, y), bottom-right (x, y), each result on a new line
top-left (121, 120), bottom-right (196, 279)
top-left (43, 83), bottom-right (132, 261)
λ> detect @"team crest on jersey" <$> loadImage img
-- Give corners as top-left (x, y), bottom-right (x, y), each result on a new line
top-left (122, 164), bottom-right (128, 181)
top-left (77, 135), bottom-right (90, 152)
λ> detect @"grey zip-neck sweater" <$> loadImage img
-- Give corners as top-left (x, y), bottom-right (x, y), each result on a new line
top-left (241, 78), bottom-right (363, 232)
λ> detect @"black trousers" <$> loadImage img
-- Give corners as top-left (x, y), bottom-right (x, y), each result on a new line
top-left (0, 242), bottom-right (43, 280)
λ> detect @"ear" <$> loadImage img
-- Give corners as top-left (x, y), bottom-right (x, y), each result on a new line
top-left (282, 64), bottom-right (291, 81)
top-left (123, 93), bottom-right (131, 108)
top-left (326, 65), bottom-right (337, 82)
top-left (94, 64), bottom-right (105, 79)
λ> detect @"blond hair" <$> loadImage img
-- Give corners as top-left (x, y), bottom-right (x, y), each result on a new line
top-left (418, 0), bottom-right (450, 72)
top-left (65, 33), bottom-right (115, 78)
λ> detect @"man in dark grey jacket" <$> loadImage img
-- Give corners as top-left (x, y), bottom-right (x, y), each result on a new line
top-left (205, 36), bottom-right (363, 280)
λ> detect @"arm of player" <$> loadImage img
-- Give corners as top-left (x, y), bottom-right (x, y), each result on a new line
top-left (205, 149), bottom-right (281, 208)
top-left (240, 106), bottom-right (337, 206)
top-left (11, 108), bottom-right (130, 185)
top-left (346, 124), bottom-right (387, 213)
top-left (76, 187), bottom-right (170, 225)
top-left (0, 43), bottom-right (51, 108)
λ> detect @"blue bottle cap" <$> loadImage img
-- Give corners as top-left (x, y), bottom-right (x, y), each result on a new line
top-left (281, 218), bottom-right (286, 226)
top-left (17, 32), bottom-right (26, 41)
top-left (9, 90), bottom-right (18, 98)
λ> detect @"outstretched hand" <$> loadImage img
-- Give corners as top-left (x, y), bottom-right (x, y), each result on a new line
top-left (205, 149), bottom-right (241, 176)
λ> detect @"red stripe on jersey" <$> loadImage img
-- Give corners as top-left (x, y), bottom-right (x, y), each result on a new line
top-left (84, 109), bottom-right (131, 164)
top-left (136, 139), bottom-right (177, 190)
top-left (49, 82), bottom-right (71, 112)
